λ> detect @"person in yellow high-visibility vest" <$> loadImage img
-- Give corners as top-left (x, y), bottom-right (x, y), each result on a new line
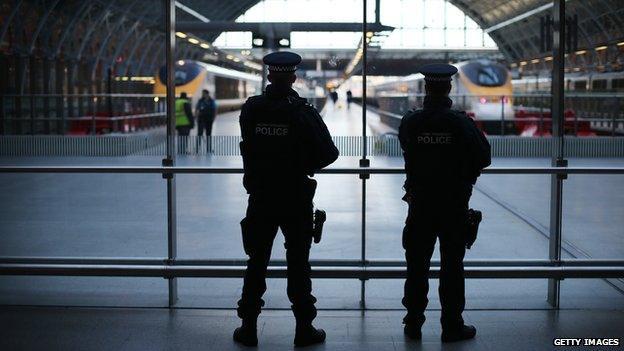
top-left (175, 92), bottom-right (194, 153)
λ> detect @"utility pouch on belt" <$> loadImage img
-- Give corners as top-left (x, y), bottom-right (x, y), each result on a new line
top-left (465, 208), bottom-right (482, 249)
top-left (240, 217), bottom-right (252, 255)
top-left (312, 209), bottom-right (326, 244)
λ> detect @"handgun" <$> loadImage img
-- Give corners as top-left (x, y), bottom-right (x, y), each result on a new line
top-left (312, 209), bottom-right (326, 244)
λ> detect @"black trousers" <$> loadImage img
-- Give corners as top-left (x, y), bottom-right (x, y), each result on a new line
top-left (176, 126), bottom-right (191, 153)
top-left (402, 191), bottom-right (469, 330)
top-left (237, 191), bottom-right (317, 323)
top-left (197, 115), bottom-right (214, 137)
top-left (196, 116), bottom-right (214, 152)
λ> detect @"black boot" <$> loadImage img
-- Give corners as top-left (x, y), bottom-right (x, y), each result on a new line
top-left (294, 324), bottom-right (326, 347)
top-left (233, 319), bottom-right (258, 347)
top-left (403, 324), bottom-right (422, 340)
top-left (441, 324), bottom-right (476, 343)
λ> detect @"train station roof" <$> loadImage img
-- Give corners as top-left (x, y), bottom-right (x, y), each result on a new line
top-left (2, 0), bottom-right (623, 77)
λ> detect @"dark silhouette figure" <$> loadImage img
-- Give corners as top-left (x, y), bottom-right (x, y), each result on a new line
top-left (175, 92), bottom-right (194, 154)
top-left (235, 51), bottom-right (339, 347)
top-left (398, 63), bottom-right (491, 343)
top-left (195, 89), bottom-right (216, 152)
top-left (329, 90), bottom-right (338, 105)
top-left (346, 90), bottom-right (353, 109)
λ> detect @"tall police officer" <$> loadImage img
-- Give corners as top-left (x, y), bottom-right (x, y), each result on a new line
top-left (235, 51), bottom-right (339, 347)
top-left (398, 64), bottom-right (491, 343)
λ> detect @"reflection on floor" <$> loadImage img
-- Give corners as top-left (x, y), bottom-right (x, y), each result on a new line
top-left (2, 307), bottom-right (623, 351)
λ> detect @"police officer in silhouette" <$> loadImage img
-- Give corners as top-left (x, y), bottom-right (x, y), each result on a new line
top-left (234, 51), bottom-right (339, 347)
top-left (398, 63), bottom-right (491, 343)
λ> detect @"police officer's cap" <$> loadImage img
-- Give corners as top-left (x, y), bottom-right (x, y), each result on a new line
top-left (263, 51), bottom-right (301, 72)
top-left (419, 63), bottom-right (458, 82)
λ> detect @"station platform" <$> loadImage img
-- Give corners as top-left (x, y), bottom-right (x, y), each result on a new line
top-left (197, 99), bottom-right (395, 137)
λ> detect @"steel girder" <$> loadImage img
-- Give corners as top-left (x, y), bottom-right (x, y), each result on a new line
top-left (89, 0), bottom-right (140, 80)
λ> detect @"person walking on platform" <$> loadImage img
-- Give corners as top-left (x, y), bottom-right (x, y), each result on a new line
top-left (398, 63), bottom-right (491, 343)
top-left (235, 51), bottom-right (339, 347)
top-left (195, 89), bottom-right (216, 153)
top-left (346, 90), bottom-right (353, 109)
top-left (175, 92), bottom-right (194, 154)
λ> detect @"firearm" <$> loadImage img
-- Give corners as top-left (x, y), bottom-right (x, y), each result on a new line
top-left (312, 209), bottom-right (326, 244)
top-left (465, 208), bottom-right (482, 249)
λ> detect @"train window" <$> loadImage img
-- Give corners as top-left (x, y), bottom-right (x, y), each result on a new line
top-left (215, 76), bottom-right (240, 99)
top-left (462, 61), bottom-right (508, 87)
top-left (591, 79), bottom-right (607, 92)
top-left (573, 80), bottom-right (587, 91)
top-left (612, 79), bottom-right (624, 92)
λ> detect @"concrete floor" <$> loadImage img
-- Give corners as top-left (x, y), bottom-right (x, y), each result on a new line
top-left (2, 307), bottom-right (623, 351)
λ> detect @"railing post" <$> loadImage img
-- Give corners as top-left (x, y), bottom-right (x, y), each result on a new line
top-left (163, 0), bottom-right (178, 308)
top-left (359, 0), bottom-right (368, 310)
top-left (548, 0), bottom-right (566, 309)
top-left (501, 95), bottom-right (505, 135)
top-left (539, 95), bottom-right (545, 136)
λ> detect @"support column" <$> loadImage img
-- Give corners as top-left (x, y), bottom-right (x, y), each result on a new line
top-left (15, 54), bottom-right (26, 134)
top-left (42, 58), bottom-right (52, 134)
top-left (65, 61), bottom-right (76, 135)
top-left (55, 60), bottom-right (64, 135)
top-left (547, 0), bottom-right (566, 308)
top-left (29, 56), bottom-right (38, 134)
top-left (359, 0), bottom-right (369, 310)
top-left (163, 0), bottom-right (178, 308)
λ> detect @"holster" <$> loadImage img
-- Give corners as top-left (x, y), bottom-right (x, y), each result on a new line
top-left (240, 217), bottom-right (253, 256)
top-left (465, 208), bottom-right (482, 249)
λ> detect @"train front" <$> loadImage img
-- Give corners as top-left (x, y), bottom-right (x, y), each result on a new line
top-left (456, 60), bottom-right (514, 134)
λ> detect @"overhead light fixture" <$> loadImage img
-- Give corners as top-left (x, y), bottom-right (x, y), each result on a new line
top-left (519, 61), bottom-right (527, 66)
top-left (575, 50), bottom-right (587, 55)
top-left (200, 43), bottom-right (210, 49)
top-left (510, 63), bottom-right (517, 67)
top-left (175, 32), bottom-right (187, 38)
top-left (544, 56), bottom-right (553, 61)
top-left (188, 38), bottom-right (200, 44)
top-left (531, 59), bottom-right (540, 64)
top-left (595, 45), bottom-right (608, 51)
top-left (252, 38), bottom-right (264, 47)
top-left (617, 41), bottom-right (624, 46)
top-left (279, 38), bottom-right (290, 47)
top-left (177, 60), bottom-right (185, 65)
top-left (243, 61), bottom-right (262, 70)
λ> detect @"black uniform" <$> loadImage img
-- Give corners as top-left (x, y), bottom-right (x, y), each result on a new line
top-left (196, 97), bottom-right (216, 137)
top-left (398, 95), bottom-right (490, 330)
top-left (237, 83), bottom-right (338, 325)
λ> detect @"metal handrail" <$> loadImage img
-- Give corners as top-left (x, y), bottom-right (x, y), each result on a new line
top-left (374, 109), bottom-right (624, 123)
top-left (1, 256), bottom-right (622, 267)
top-left (0, 93), bottom-right (165, 98)
top-left (1, 112), bottom-right (166, 122)
top-left (1, 166), bottom-right (624, 175)
top-left (1, 263), bottom-right (623, 279)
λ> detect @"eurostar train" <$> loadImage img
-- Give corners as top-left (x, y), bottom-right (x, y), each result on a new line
top-left (512, 71), bottom-right (624, 93)
top-left (372, 60), bottom-right (514, 134)
top-left (154, 60), bottom-right (262, 112)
